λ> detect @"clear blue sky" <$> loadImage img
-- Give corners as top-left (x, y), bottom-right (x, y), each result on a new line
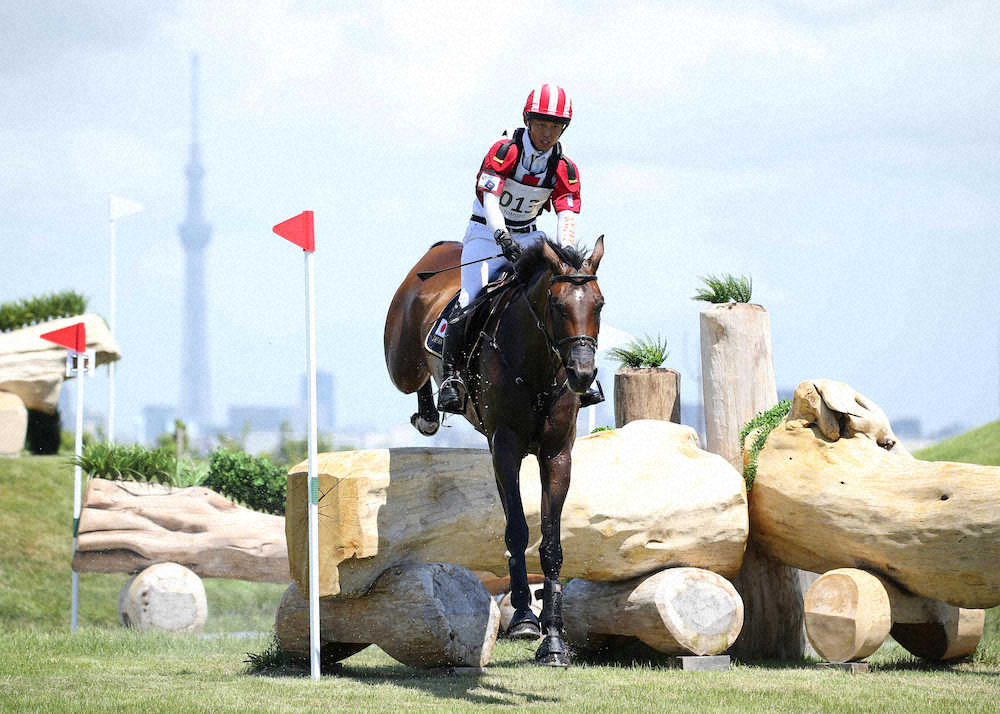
top-left (2, 1), bottom-right (998, 441)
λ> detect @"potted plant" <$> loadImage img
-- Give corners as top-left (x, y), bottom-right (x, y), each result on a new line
top-left (608, 333), bottom-right (680, 427)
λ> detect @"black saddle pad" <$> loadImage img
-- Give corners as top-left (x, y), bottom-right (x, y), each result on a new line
top-left (423, 274), bottom-right (515, 359)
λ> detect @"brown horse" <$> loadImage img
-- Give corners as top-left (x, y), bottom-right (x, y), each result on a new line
top-left (384, 236), bottom-right (605, 666)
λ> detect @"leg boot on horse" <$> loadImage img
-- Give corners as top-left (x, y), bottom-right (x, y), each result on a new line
top-left (437, 306), bottom-right (471, 414)
top-left (535, 579), bottom-right (570, 666)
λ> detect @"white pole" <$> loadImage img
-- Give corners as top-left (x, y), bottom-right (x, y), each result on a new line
top-left (71, 354), bottom-right (85, 631)
top-left (304, 250), bottom-right (320, 680)
top-left (108, 214), bottom-right (117, 444)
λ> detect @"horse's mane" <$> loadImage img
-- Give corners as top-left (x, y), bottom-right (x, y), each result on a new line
top-left (515, 238), bottom-right (588, 282)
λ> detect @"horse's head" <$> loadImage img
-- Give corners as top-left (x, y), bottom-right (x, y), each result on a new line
top-left (527, 236), bottom-right (605, 395)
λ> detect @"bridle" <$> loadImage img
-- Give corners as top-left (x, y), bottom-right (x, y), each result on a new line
top-left (535, 272), bottom-right (600, 353)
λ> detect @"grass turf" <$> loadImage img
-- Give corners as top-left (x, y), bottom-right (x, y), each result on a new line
top-left (1, 449), bottom-right (998, 712)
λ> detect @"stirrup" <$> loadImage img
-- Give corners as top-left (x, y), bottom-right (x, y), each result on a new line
top-left (579, 379), bottom-right (605, 408)
top-left (437, 376), bottom-right (467, 414)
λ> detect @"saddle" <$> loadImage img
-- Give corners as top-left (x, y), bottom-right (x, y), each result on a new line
top-left (423, 273), bottom-right (517, 360)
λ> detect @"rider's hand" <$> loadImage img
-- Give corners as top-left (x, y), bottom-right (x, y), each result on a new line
top-left (494, 229), bottom-right (522, 262)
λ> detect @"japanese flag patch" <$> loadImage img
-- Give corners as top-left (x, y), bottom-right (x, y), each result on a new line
top-left (477, 172), bottom-right (503, 195)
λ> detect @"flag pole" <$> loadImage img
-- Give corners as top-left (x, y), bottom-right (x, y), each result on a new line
top-left (272, 210), bottom-right (319, 678)
top-left (108, 210), bottom-right (117, 444)
top-left (70, 350), bottom-right (92, 631)
top-left (304, 248), bottom-right (320, 680)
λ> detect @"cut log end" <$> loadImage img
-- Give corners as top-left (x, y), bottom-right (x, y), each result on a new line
top-left (804, 569), bottom-right (891, 663)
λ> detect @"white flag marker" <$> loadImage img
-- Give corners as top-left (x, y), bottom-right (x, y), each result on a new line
top-left (272, 211), bottom-right (320, 679)
top-left (106, 194), bottom-right (144, 444)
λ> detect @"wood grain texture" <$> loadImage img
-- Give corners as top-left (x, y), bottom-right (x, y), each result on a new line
top-left (613, 368), bottom-right (680, 427)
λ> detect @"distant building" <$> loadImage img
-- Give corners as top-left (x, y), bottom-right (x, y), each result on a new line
top-left (227, 405), bottom-right (294, 435)
top-left (142, 404), bottom-right (176, 445)
top-left (299, 370), bottom-right (335, 433)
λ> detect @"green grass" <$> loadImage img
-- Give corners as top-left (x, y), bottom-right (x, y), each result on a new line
top-left (692, 273), bottom-right (753, 304)
top-left (606, 333), bottom-right (669, 369)
top-left (0, 630), bottom-right (998, 713)
top-left (0, 290), bottom-right (88, 332)
top-left (914, 419), bottom-right (1000, 465)
top-left (1, 454), bottom-right (998, 711)
top-left (0, 455), bottom-right (284, 633)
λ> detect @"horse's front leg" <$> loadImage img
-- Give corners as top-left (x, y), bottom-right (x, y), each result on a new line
top-left (491, 428), bottom-right (540, 639)
top-left (535, 447), bottom-right (572, 666)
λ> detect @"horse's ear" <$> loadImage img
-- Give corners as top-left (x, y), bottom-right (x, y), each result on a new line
top-left (584, 235), bottom-right (604, 274)
top-left (542, 239), bottom-right (570, 275)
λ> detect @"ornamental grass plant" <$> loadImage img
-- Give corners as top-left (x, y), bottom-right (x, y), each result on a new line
top-left (692, 273), bottom-right (753, 304)
top-left (606, 334), bottom-right (669, 369)
top-left (0, 290), bottom-right (87, 332)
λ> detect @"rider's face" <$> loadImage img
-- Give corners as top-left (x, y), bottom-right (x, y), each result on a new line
top-left (527, 118), bottom-right (565, 152)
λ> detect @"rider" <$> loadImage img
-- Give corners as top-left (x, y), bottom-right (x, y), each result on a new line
top-left (438, 83), bottom-right (603, 413)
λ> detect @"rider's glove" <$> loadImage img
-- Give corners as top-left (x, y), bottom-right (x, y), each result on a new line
top-left (494, 229), bottom-right (522, 263)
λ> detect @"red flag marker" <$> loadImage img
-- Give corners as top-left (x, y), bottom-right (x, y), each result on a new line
top-left (41, 322), bottom-right (87, 353)
top-left (273, 211), bottom-right (315, 252)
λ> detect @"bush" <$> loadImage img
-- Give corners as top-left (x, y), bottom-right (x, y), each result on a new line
top-left (204, 449), bottom-right (287, 516)
top-left (692, 273), bottom-right (752, 303)
top-left (607, 334), bottom-right (669, 369)
top-left (0, 291), bottom-right (88, 332)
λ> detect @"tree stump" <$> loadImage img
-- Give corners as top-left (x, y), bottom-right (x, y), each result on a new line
top-left (0, 391), bottom-right (27, 456)
top-left (275, 562), bottom-right (500, 669)
top-left (613, 367), bottom-right (680, 427)
top-left (117, 562), bottom-right (208, 633)
top-left (700, 301), bottom-right (804, 660)
top-left (563, 568), bottom-right (744, 656)
top-left (804, 567), bottom-right (986, 662)
top-left (751, 380), bottom-right (1000, 609)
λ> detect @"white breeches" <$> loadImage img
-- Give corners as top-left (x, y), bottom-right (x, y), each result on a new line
top-left (459, 221), bottom-right (547, 307)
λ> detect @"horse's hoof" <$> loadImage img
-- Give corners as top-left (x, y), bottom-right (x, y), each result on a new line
top-left (410, 412), bottom-right (439, 436)
top-left (506, 609), bottom-right (541, 639)
top-left (535, 636), bottom-right (571, 667)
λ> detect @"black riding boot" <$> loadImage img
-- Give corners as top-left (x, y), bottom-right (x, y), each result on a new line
top-left (437, 308), bottom-right (470, 414)
top-left (579, 379), bottom-right (605, 408)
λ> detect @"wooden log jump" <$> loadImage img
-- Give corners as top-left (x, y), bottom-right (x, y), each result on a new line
top-left (563, 568), bottom-right (744, 656)
top-left (275, 562), bottom-right (499, 669)
top-left (804, 568), bottom-right (985, 662)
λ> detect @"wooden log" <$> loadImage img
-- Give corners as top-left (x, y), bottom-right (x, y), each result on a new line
top-left (563, 568), bottom-right (744, 656)
top-left (72, 478), bottom-right (289, 583)
top-left (117, 562), bottom-right (208, 633)
top-left (700, 301), bottom-right (805, 660)
top-left (804, 568), bottom-right (892, 662)
top-left (274, 562), bottom-right (500, 669)
top-left (751, 379), bottom-right (1000, 609)
top-left (804, 568), bottom-right (986, 662)
top-left (613, 367), bottom-right (680, 427)
top-left (0, 391), bottom-right (27, 456)
top-left (285, 419), bottom-right (748, 598)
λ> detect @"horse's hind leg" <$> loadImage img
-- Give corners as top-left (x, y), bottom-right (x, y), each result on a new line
top-left (535, 449), bottom-right (572, 666)
top-left (409, 380), bottom-right (439, 436)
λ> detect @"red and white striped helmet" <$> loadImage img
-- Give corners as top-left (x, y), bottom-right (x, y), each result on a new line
top-left (523, 84), bottom-right (573, 126)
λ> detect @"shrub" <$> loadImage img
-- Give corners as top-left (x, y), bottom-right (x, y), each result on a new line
top-left (590, 425), bottom-right (614, 434)
top-left (692, 274), bottom-right (752, 304)
top-left (607, 334), bottom-right (669, 369)
top-left (738, 400), bottom-right (791, 490)
top-left (204, 449), bottom-right (287, 516)
top-left (74, 442), bottom-right (177, 484)
top-left (0, 291), bottom-right (88, 332)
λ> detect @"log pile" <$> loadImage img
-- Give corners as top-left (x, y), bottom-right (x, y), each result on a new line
top-left (751, 379), bottom-right (1000, 610)
top-left (285, 419), bottom-right (748, 598)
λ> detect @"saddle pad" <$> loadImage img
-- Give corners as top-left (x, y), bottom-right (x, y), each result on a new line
top-left (424, 292), bottom-right (462, 358)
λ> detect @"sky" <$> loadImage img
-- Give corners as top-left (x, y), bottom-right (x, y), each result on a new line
top-left (1, 0), bottom-right (998, 444)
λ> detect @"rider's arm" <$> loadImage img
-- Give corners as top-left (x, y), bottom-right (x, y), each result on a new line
top-left (482, 191), bottom-right (508, 238)
top-left (556, 210), bottom-right (576, 246)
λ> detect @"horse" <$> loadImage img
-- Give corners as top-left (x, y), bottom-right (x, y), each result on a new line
top-left (384, 236), bottom-right (604, 666)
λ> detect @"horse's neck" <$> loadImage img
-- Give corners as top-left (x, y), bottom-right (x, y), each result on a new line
top-left (496, 282), bottom-right (561, 383)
